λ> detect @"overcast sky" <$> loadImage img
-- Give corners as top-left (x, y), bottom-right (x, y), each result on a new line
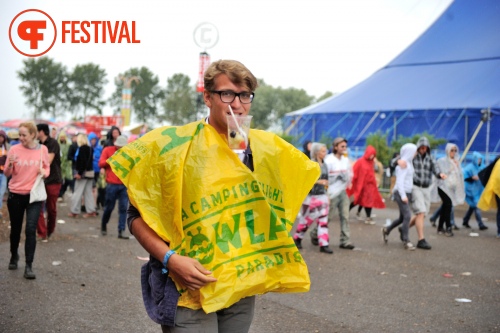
top-left (1, 0), bottom-right (453, 122)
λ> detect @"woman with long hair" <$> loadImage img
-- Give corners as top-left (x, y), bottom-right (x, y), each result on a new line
top-left (4, 122), bottom-right (50, 279)
top-left (68, 133), bottom-right (97, 218)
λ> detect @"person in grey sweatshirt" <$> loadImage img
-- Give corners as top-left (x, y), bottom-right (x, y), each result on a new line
top-left (383, 143), bottom-right (417, 250)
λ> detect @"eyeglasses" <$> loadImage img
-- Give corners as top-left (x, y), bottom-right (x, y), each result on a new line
top-left (210, 90), bottom-right (255, 104)
top-left (450, 149), bottom-right (457, 152)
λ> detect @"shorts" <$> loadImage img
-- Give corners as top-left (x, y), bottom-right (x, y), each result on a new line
top-left (411, 185), bottom-right (431, 215)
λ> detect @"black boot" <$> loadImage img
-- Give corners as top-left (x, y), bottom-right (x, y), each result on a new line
top-left (8, 253), bottom-right (19, 270)
top-left (320, 246), bottom-right (333, 254)
top-left (310, 227), bottom-right (319, 246)
top-left (118, 230), bottom-right (129, 239)
top-left (294, 238), bottom-right (302, 249)
top-left (24, 263), bottom-right (36, 280)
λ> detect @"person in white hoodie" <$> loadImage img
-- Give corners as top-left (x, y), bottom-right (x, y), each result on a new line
top-left (324, 137), bottom-right (355, 249)
top-left (382, 143), bottom-right (418, 250)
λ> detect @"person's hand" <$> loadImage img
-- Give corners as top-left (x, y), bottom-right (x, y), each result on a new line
top-left (397, 160), bottom-right (407, 168)
top-left (318, 179), bottom-right (328, 186)
top-left (440, 173), bottom-right (447, 179)
top-left (168, 254), bottom-right (217, 291)
top-left (402, 197), bottom-right (408, 203)
top-left (347, 184), bottom-right (352, 191)
top-left (472, 175), bottom-right (479, 180)
top-left (8, 154), bottom-right (17, 164)
top-left (74, 174), bottom-right (81, 180)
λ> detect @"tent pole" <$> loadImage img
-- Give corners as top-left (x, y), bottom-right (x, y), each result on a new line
top-left (485, 108), bottom-right (491, 164)
top-left (464, 115), bottom-right (468, 149)
top-left (460, 121), bottom-right (483, 163)
top-left (352, 111), bottom-right (379, 146)
top-left (313, 118), bottom-right (316, 141)
top-left (393, 117), bottom-right (397, 141)
top-left (460, 109), bottom-right (489, 163)
top-left (430, 109), bottom-right (446, 131)
top-left (284, 115), bottom-right (302, 135)
top-left (448, 109), bottom-right (466, 139)
top-left (324, 113), bottom-right (350, 138)
top-left (388, 110), bottom-right (409, 139)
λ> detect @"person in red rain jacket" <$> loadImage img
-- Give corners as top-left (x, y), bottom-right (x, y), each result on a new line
top-left (347, 145), bottom-right (385, 223)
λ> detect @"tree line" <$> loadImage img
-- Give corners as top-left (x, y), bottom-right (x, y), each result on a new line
top-left (17, 57), bottom-right (334, 130)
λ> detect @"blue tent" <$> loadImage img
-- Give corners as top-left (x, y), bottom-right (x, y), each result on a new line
top-left (284, 0), bottom-right (500, 157)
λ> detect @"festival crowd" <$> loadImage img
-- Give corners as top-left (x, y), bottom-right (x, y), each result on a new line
top-left (2, 123), bottom-right (144, 279)
top-left (294, 136), bottom-right (500, 253)
top-left (1, 60), bottom-right (499, 333)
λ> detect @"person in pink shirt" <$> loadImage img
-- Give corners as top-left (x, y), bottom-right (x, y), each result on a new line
top-left (4, 122), bottom-right (50, 280)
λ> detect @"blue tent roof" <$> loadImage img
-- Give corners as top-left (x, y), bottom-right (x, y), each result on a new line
top-left (285, 0), bottom-right (500, 154)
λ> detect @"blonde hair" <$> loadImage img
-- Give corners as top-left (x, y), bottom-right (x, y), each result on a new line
top-left (58, 130), bottom-right (67, 140)
top-left (19, 121), bottom-right (37, 139)
top-left (76, 133), bottom-right (89, 147)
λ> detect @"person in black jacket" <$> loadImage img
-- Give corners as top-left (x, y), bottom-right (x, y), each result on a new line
top-left (67, 134), bottom-right (79, 193)
top-left (68, 133), bottom-right (97, 218)
top-left (36, 123), bottom-right (62, 241)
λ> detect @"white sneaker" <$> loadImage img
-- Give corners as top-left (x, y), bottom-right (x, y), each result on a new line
top-left (365, 218), bottom-right (376, 225)
top-left (404, 242), bottom-right (416, 250)
top-left (356, 212), bottom-right (364, 221)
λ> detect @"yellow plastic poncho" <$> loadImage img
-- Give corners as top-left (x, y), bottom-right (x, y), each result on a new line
top-left (478, 159), bottom-right (500, 211)
top-left (109, 120), bottom-right (319, 313)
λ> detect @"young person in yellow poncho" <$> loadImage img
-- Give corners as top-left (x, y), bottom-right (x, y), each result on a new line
top-left (108, 60), bottom-right (319, 332)
top-left (477, 156), bottom-right (500, 238)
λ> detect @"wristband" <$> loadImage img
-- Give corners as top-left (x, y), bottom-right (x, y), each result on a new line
top-left (161, 250), bottom-right (176, 275)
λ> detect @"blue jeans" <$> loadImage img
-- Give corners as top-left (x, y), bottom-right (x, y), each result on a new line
top-left (8, 192), bottom-right (43, 263)
top-left (430, 204), bottom-right (456, 226)
top-left (462, 206), bottom-right (484, 227)
top-left (101, 184), bottom-right (129, 232)
top-left (0, 173), bottom-right (7, 210)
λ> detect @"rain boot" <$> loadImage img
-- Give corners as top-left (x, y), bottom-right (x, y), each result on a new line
top-left (320, 246), bottom-right (333, 254)
top-left (294, 237), bottom-right (302, 249)
top-left (310, 227), bottom-right (319, 246)
top-left (8, 252), bottom-right (19, 270)
top-left (24, 263), bottom-right (36, 280)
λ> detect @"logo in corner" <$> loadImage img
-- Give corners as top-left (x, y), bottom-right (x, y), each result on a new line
top-left (9, 9), bottom-right (57, 57)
